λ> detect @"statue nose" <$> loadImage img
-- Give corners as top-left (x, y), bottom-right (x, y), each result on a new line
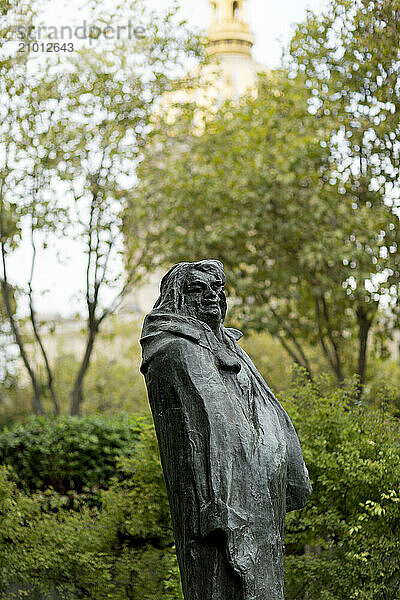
top-left (204, 286), bottom-right (218, 300)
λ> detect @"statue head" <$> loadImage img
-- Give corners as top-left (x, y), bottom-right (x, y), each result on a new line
top-left (153, 260), bottom-right (227, 332)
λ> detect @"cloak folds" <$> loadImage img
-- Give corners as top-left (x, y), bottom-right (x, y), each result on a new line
top-left (140, 311), bottom-right (311, 600)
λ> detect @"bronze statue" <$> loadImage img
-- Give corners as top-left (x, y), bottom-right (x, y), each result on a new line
top-left (140, 260), bottom-right (311, 600)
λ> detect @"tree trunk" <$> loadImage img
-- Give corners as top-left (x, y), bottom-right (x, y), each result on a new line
top-left (356, 307), bottom-right (372, 396)
top-left (276, 333), bottom-right (313, 380)
top-left (28, 228), bottom-right (59, 415)
top-left (69, 325), bottom-right (97, 415)
top-left (315, 295), bottom-right (344, 385)
top-left (29, 299), bottom-right (59, 415)
top-left (0, 279), bottom-right (44, 415)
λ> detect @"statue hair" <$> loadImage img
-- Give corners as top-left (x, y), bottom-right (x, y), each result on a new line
top-left (153, 260), bottom-right (227, 322)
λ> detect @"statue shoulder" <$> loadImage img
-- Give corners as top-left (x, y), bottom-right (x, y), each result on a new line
top-left (224, 327), bottom-right (243, 341)
top-left (141, 330), bottom-right (205, 375)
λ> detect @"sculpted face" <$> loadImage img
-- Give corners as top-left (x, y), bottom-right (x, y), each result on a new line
top-left (183, 269), bottom-right (225, 333)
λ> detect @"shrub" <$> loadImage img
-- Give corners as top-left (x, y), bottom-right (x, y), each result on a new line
top-left (283, 371), bottom-right (400, 600)
top-left (0, 379), bottom-right (399, 599)
top-left (0, 413), bottom-right (144, 494)
top-left (0, 422), bottom-right (182, 600)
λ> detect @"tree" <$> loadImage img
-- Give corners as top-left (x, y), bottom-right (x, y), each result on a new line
top-left (129, 66), bottom-right (399, 388)
top-left (288, 0), bottom-right (400, 387)
top-left (0, 0), bottom-right (203, 414)
top-left (0, 0), bottom-right (48, 414)
top-left (54, 1), bottom-right (203, 414)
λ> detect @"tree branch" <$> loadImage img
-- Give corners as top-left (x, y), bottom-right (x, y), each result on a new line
top-left (320, 293), bottom-right (344, 383)
top-left (266, 302), bottom-right (313, 378)
top-left (70, 152), bottom-right (113, 415)
top-left (0, 238), bottom-right (44, 415)
top-left (314, 294), bottom-right (344, 384)
top-left (27, 204), bottom-right (59, 415)
top-left (275, 332), bottom-right (306, 368)
top-left (97, 242), bottom-right (150, 327)
top-left (0, 149), bottom-right (43, 415)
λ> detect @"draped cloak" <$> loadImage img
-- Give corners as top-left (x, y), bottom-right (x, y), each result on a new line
top-left (140, 310), bottom-right (311, 600)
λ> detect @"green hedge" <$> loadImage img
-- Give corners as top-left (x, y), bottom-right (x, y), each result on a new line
top-left (0, 413), bottom-right (144, 494)
top-left (0, 422), bottom-right (182, 600)
top-left (283, 373), bottom-right (400, 600)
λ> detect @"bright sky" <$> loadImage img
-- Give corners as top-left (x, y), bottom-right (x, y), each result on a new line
top-left (8, 0), bottom-right (329, 318)
top-left (166, 0), bottom-right (329, 67)
top-left (41, 0), bottom-right (329, 68)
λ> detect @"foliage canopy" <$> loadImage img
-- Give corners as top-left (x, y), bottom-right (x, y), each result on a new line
top-left (128, 0), bottom-right (400, 390)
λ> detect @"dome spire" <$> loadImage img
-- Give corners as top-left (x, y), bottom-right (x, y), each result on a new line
top-left (206, 0), bottom-right (254, 57)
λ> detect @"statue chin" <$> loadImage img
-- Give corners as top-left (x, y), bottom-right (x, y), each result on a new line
top-left (198, 310), bottom-right (221, 332)
top-left (187, 306), bottom-right (221, 328)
